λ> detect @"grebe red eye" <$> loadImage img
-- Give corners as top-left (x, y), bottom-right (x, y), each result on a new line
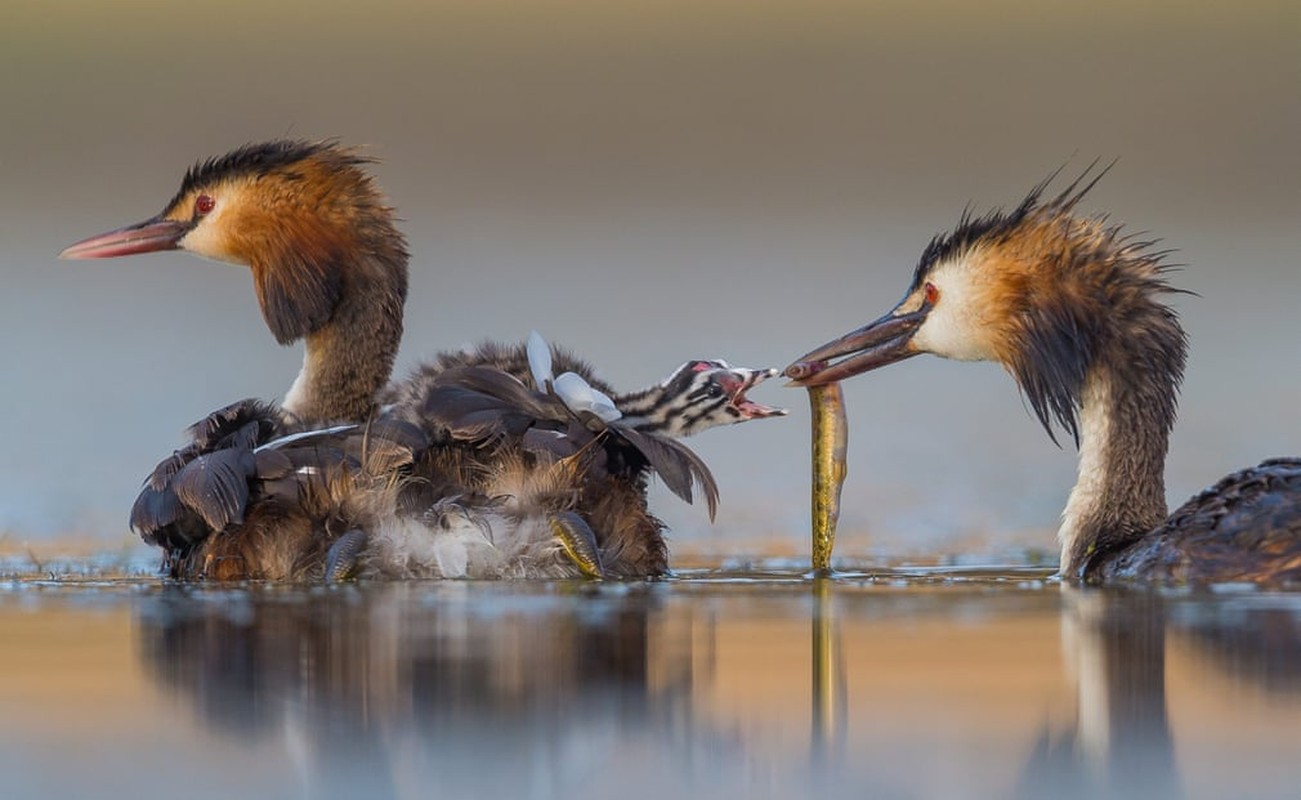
top-left (924, 281), bottom-right (940, 305)
top-left (194, 194), bottom-right (215, 216)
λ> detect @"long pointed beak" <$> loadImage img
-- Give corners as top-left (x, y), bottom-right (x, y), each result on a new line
top-left (59, 217), bottom-right (191, 259)
top-left (784, 304), bottom-right (930, 387)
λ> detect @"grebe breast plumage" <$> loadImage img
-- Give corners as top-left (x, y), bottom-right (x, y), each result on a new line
top-left (787, 167), bottom-right (1301, 585)
top-left (62, 140), bottom-right (785, 581)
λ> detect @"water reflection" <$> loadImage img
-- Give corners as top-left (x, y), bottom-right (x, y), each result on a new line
top-left (1172, 597), bottom-right (1301, 697)
top-left (810, 577), bottom-right (846, 769)
top-left (127, 578), bottom-right (1301, 799)
top-left (136, 583), bottom-right (704, 798)
top-left (1020, 591), bottom-right (1179, 800)
top-left (1021, 589), bottom-right (1301, 800)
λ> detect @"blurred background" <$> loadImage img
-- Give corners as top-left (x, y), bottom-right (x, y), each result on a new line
top-left (1, 0), bottom-right (1297, 559)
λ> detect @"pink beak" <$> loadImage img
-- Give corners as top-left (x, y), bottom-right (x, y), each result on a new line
top-left (59, 217), bottom-right (191, 259)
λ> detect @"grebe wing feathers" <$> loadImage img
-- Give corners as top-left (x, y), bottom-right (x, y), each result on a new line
top-left (616, 425), bottom-right (721, 520)
top-left (131, 398), bottom-right (285, 548)
top-left (130, 398), bottom-right (425, 561)
top-left (417, 365), bottom-right (567, 441)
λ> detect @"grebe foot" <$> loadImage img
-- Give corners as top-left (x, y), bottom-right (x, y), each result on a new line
top-left (325, 530), bottom-right (368, 582)
top-left (548, 512), bottom-right (605, 579)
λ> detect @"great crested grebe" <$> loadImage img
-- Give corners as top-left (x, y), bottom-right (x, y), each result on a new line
top-left (786, 168), bottom-right (1300, 585)
top-left (61, 140), bottom-right (784, 580)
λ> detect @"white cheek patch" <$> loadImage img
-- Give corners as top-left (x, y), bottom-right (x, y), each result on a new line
top-left (177, 205), bottom-right (245, 265)
top-left (910, 257), bottom-right (999, 362)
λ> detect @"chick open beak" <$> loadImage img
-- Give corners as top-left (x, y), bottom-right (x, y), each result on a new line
top-left (720, 367), bottom-right (788, 419)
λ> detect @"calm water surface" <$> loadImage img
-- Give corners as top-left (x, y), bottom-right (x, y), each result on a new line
top-left (1, 564), bottom-right (1298, 800)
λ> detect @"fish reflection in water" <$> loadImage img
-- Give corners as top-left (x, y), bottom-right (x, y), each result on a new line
top-left (129, 581), bottom-right (1301, 799)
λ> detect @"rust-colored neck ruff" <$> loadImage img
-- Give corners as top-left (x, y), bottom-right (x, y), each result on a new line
top-left (265, 221), bottom-right (408, 422)
top-left (281, 251), bottom-right (406, 422)
top-left (170, 142), bottom-right (412, 422)
top-left (1046, 252), bottom-right (1186, 577)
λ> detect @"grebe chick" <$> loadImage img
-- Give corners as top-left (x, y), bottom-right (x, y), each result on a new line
top-left (61, 140), bottom-right (785, 580)
top-left (385, 333), bottom-right (786, 439)
top-left (785, 167), bottom-right (1301, 585)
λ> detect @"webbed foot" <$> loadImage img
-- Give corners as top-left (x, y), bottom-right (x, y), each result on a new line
top-left (548, 512), bottom-right (606, 579)
top-left (325, 529), bottom-right (369, 582)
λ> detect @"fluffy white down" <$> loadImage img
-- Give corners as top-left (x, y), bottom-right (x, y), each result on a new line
top-left (364, 506), bottom-right (578, 579)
